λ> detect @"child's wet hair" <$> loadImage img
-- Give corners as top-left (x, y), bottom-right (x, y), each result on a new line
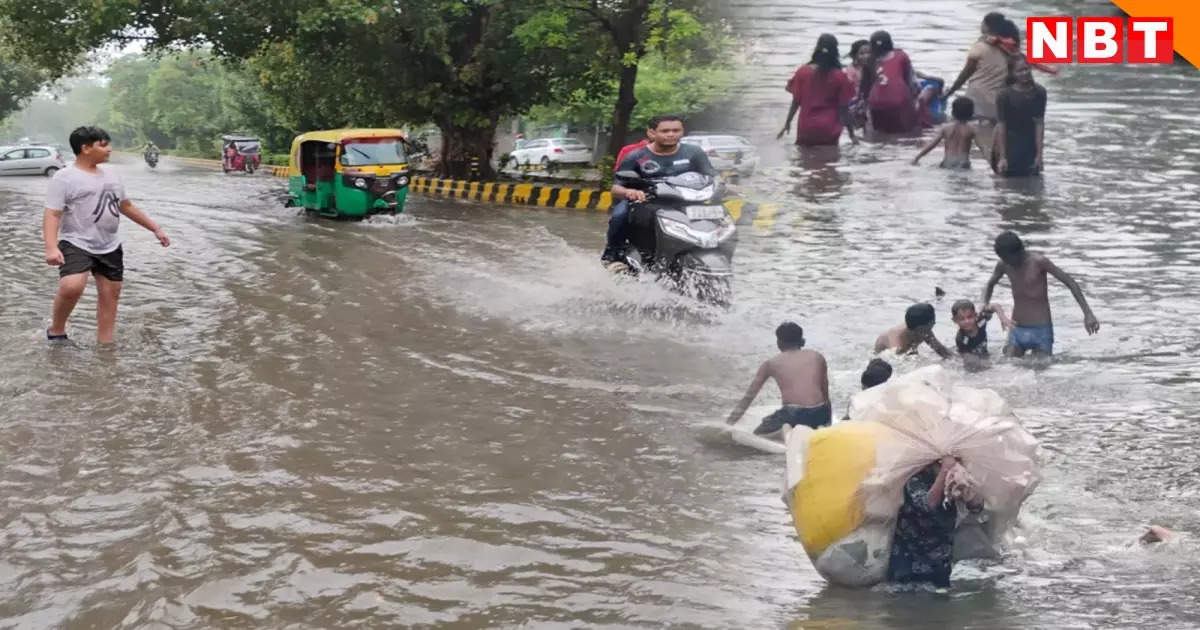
top-left (848, 39), bottom-right (870, 60)
top-left (861, 359), bottom-right (893, 389)
top-left (994, 231), bottom-right (1025, 257)
top-left (951, 97), bottom-right (975, 122)
top-left (904, 303), bottom-right (935, 330)
top-left (68, 126), bottom-right (111, 155)
top-left (951, 299), bottom-right (977, 320)
top-left (776, 321), bottom-right (806, 350)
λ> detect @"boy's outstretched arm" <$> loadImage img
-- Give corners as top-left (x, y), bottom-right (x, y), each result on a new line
top-left (923, 331), bottom-right (953, 359)
top-left (119, 200), bottom-right (170, 247)
top-left (982, 262), bottom-right (1004, 305)
top-left (1043, 257), bottom-right (1100, 334)
top-left (726, 362), bottom-right (770, 425)
top-left (986, 303), bottom-right (1014, 330)
top-left (911, 129), bottom-right (944, 165)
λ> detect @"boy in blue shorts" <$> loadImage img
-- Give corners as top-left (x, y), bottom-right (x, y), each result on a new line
top-left (982, 232), bottom-right (1098, 356)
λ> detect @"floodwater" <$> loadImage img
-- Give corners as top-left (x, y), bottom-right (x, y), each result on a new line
top-left (2, 1), bottom-right (1199, 628)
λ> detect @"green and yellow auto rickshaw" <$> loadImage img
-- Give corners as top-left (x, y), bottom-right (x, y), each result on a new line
top-left (286, 129), bottom-right (411, 218)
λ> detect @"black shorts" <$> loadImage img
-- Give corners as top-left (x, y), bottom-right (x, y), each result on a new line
top-left (59, 240), bottom-right (124, 281)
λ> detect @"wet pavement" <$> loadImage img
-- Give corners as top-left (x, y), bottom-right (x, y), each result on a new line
top-left (3, 0), bottom-right (1200, 627)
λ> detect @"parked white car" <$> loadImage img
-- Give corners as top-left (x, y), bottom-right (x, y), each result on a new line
top-left (0, 144), bottom-right (67, 176)
top-left (509, 137), bottom-right (592, 169)
top-left (681, 134), bottom-right (759, 176)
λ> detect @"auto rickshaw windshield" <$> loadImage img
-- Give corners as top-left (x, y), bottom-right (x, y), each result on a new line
top-left (233, 141), bottom-right (260, 154)
top-left (341, 139), bottom-right (407, 166)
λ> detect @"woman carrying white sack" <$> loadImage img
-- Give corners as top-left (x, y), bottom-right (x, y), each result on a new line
top-left (887, 455), bottom-right (983, 588)
top-left (783, 365), bottom-right (1039, 590)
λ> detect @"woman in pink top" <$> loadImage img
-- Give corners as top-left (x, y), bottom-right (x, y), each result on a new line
top-left (861, 31), bottom-right (919, 133)
top-left (777, 34), bottom-right (858, 146)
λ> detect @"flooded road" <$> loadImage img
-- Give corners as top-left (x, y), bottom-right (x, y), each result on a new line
top-left (3, 0), bottom-right (1200, 627)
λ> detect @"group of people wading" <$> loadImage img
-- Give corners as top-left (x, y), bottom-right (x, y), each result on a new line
top-left (780, 11), bottom-right (1049, 176)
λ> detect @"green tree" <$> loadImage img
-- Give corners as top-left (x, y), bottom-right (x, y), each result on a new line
top-left (0, 0), bottom-right (566, 178)
top-left (525, 52), bottom-right (735, 132)
top-left (517, 0), bottom-right (730, 156)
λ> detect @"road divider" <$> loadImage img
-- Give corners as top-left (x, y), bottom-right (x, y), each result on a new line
top-left (267, 168), bottom-right (781, 227)
top-left (405, 176), bottom-right (780, 226)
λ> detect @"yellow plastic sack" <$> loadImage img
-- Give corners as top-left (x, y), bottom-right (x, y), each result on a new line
top-left (784, 365), bottom-right (1040, 587)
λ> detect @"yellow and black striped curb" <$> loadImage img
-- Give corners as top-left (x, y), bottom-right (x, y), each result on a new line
top-left (407, 177), bottom-right (781, 226)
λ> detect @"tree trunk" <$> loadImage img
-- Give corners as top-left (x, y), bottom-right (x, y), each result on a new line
top-left (437, 120), bottom-right (498, 180)
top-left (606, 61), bottom-right (640, 158)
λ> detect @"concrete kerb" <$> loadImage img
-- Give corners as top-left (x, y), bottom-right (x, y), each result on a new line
top-left (267, 168), bottom-right (780, 227)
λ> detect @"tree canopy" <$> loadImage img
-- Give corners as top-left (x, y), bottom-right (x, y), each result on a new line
top-left (0, 0), bottom-right (732, 176)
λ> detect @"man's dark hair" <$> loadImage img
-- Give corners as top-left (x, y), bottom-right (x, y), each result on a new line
top-left (999, 18), bottom-right (1021, 45)
top-left (983, 12), bottom-right (1006, 34)
top-left (905, 303), bottom-right (936, 330)
top-left (861, 358), bottom-right (893, 389)
top-left (69, 126), bottom-right (111, 155)
top-left (951, 97), bottom-right (975, 122)
top-left (951, 299), bottom-right (977, 319)
top-left (648, 115), bottom-right (683, 130)
top-left (775, 321), bottom-right (805, 350)
top-left (994, 231), bottom-right (1026, 258)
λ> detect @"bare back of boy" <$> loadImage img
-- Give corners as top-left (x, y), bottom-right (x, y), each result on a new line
top-left (766, 349), bottom-right (829, 407)
top-left (942, 122), bottom-right (976, 164)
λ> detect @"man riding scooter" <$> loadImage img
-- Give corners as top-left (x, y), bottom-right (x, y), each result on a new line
top-left (602, 115), bottom-right (716, 270)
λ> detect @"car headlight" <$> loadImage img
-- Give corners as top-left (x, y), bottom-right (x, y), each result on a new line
top-left (395, 175), bottom-right (409, 187)
top-left (354, 178), bottom-right (367, 189)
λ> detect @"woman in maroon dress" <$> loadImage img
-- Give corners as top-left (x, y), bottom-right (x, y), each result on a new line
top-left (861, 31), bottom-right (920, 133)
top-left (778, 34), bottom-right (858, 146)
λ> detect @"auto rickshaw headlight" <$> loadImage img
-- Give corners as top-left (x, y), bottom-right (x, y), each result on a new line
top-left (395, 175), bottom-right (409, 187)
top-left (354, 178), bottom-right (367, 189)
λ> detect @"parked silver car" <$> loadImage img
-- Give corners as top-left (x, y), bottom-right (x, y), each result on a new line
top-left (681, 134), bottom-right (759, 176)
top-left (0, 145), bottom-right (67, 176)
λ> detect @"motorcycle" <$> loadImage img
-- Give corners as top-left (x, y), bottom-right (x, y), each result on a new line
top-left (611, 170), bottom-right (737, 306)
top-left (144, 151), bottom-right (159, 168)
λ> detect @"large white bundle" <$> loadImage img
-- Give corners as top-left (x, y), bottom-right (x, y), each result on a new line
top-left (785, 365), bottom-right (1040, 586)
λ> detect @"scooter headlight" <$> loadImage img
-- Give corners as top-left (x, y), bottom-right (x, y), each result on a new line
top-left (659, 217), bottom-right (732, 249)
top-left (354, 178), bottom-right (367, 189)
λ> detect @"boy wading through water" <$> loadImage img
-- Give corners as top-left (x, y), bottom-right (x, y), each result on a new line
top-left (911, 97), bottom-right (987, 169)
top-left (726, 322), bottom-right (831, 439)
top-left (983, 231), bottom-right (1099, 357)
top-left (43, 126), bottom-right (170, 343)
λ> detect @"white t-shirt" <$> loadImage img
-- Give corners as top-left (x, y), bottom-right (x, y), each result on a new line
top-left (46, 164), bottom-right (127, 254)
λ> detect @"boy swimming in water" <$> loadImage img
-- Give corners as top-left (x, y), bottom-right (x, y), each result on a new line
top-left (911, 97), bottom-right (986, 169)
top-left (951, 299), bottom-right (1012, 357)
top-left (874, 303), bottom-right (952, 358)
top-left (726, 322), bottom-right (831, 438)
top-left (982, 232), bottom-right (1100, 356)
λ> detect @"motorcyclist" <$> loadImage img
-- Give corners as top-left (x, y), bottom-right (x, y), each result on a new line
top-left (605, 115), bottom-right (716, 269)
top-left (142, 141), bottom-right (160, 162)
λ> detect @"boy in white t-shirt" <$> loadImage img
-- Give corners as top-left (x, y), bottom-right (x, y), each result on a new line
top-left (43, 126), bottom-right (170, 343)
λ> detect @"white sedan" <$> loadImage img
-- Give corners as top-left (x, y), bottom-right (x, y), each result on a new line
top-left (509, 138), bottom-right (592, 169)
top-left (0, 145), bottom-right (67, 176)
top-left (681, 134), bottom-right (759, 176)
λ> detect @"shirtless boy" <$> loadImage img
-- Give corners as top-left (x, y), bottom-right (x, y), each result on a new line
top-left (982, 231), bottom-right (1099, 356)
top-left (726, 322), bottom-right (830, 438)
top-left (912, 97), bottom-right (986, 169)
top-left (874, 303), bottom-right (953, 358)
